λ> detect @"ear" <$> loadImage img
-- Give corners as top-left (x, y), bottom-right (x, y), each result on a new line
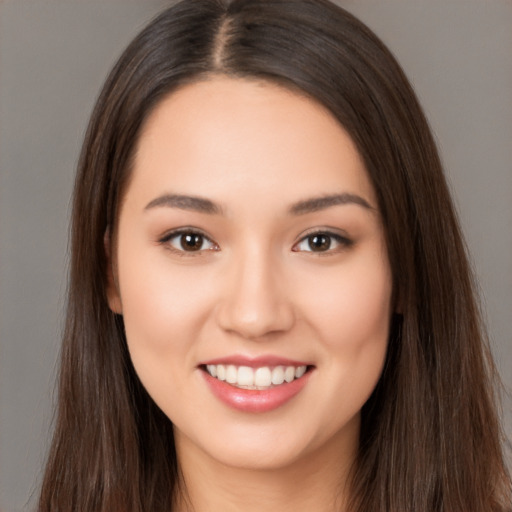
top-left (104, 230), bottom-right (123, 314)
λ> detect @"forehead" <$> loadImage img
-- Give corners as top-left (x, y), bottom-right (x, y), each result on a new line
top-left (128, 76), bottom-right (376, 212)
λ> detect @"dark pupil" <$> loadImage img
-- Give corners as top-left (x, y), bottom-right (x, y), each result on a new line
top-left (181, 233), bottom-right (203, 251)
top-left (308, 234), bottom-right (331, 251)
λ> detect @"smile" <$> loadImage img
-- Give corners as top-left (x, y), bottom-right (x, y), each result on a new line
top-left (200, 359), bottom-right (313, 413)
top-left (205, 364), bottom-right (308, 390)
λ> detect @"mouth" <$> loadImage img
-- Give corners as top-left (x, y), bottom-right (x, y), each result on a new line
top-left (199, 356), bottom-right (314, 412)
top-left (202, 364), bottom-right (310, 390)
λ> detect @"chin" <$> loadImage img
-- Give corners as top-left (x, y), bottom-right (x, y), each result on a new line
top-left (208, 441), bottom-right (309, 471)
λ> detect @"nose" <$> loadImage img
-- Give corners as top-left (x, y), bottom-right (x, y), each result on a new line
top-left (216, 247), bottom-right (295, 340)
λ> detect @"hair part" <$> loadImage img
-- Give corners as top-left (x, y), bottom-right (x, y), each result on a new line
top-left (39, 1), bottom-right (511, 511)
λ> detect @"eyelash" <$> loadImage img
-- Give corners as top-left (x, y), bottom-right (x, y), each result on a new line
top-left (158, 228), bottom-right (353, 256)
top-left (158, 228), bottom-right (218, 256)
top-left (292, 230), bottom-right (354, 254)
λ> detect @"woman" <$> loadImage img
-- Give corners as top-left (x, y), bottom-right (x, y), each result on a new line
top-left (39, 0), bottom-right (511, 510)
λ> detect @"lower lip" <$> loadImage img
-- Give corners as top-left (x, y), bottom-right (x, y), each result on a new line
top-left (202, 369), bottom-right (312, 413)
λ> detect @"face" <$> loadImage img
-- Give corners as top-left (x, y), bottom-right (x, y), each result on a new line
top-left (108, 77), bottom-right (393, 471)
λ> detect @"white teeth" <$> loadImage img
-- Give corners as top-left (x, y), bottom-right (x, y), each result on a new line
top-left (271, 366), bottom-right (285, 385)
top-left (205, 364), bottom-right (308, 389)
top-left (254, 367), bottom-right (272, 387)
top-left (295, 365), bottom-right (306, 378)
top-left (237, 366), bottom-right (254, 386)
top-left (216, 365), bottom-right (226, 381)
top-left (284, 366), bottom-right (295, 383)
top-left (226, 365), bottom-right (237, 384)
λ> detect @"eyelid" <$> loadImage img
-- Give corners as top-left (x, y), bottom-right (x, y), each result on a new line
top-left (157, 226), bottom-right (352, 255)
top-left (292, 228), bottom-right (353, 253)
top-left (158, 227), bottom-right (219, 255)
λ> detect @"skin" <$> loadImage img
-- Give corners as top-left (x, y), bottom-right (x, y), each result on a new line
top-left (107, 77), bottom-right (393, 512)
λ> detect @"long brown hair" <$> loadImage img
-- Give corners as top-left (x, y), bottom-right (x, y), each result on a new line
top-left (39, 1), bottom-right (511, 510)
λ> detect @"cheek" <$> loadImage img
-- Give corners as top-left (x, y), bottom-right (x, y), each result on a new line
top-left (297, 249), bottom-right (392, 403)
top-left (301, 253), bottom-right (392, 347)
top-left (116, 250), bottom-right (222, 423)
top-left (299, 266), bottom-right (390, 440)
top-left (116, 243), bottom-right (217, 381)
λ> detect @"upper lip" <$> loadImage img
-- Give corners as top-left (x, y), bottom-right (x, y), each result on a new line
top-left (199, 354), bottom-right (313, 368)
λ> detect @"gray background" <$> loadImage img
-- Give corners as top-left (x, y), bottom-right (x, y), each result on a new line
top-left (0, 1), bottom-right (510, 510)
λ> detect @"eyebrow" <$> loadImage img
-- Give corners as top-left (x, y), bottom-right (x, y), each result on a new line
top-left (144, 194), bottom-right (223, 215)
top-left (288, 193), bottom-right (375, 215)
top-left (144, 192), bottom-right (374, 216)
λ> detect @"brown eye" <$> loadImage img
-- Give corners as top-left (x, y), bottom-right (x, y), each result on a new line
top-left (307, 234), bottom-right (331, 252)
top-left (293, 231), bottom-right (353, 253)
top-left (180, 233), bottom-right (204, 251)
top-left (161, 230), bottom-right (217, 253)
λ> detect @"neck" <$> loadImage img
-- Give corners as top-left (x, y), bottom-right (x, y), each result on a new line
top-left (173, 426), bottom-right (357, 512)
